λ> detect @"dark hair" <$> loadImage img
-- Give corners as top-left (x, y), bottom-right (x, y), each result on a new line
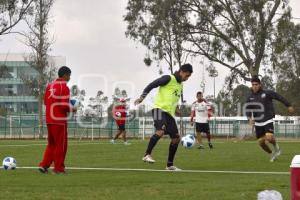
top-left (251, 75), bottom-right (261, 83)
top-left (180, 64), bottom-right (193, 73)
top-left (58, 66), bottom-right (71, 78)
top-left (197, 91), bottom-right (202, 96)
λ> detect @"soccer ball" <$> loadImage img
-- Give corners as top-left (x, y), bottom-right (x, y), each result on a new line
top-left (70, 98), bottom-right (80, 109)
top-left (2, 157), bottom-right (17, 170)
top-left (181, 134), bottom-right (196, 149)
top-left (115, 111), bottom-right (122, 117)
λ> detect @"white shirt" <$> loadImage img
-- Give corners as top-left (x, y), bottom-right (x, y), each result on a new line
top-left (191, 100), bottom-right (212, 123)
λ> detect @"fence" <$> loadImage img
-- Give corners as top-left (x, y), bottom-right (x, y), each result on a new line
top-left (0, 114), bottom-right (299, 139)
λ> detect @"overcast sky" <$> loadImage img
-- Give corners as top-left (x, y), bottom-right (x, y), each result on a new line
top-left (0, 0), bottom-right (299, 107)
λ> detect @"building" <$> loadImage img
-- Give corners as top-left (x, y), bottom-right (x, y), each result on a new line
top-left (0, 54), bottom-right (66, 114)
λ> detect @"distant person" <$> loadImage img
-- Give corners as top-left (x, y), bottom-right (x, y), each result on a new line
top-left (246, 76), bottom-right (294, 162)
top-left (134, 64), bottom-right (193, 171)
top-left (111, 98), bottom-right (130, 145)
top-left (38, 66), bottom-right (76, 174)
top-left (190, 91), bottom-right (213, 149)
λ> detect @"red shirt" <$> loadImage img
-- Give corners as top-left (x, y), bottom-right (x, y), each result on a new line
top-left (44, 78), bottom-right (71, 124)
top-left (112, 105), bottom-right (126, 126)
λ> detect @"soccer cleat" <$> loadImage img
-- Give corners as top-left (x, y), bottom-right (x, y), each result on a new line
top-left (165, 166), bottom-right (182, 171)
top-left (142, 155), bottom-right (155, 163)
top-left (208, 143), bottom-right (213, 149)
top-left (38, 166), bottom-right (49, 174)
top-left (270, 149), bottom-right (281, 162)
top-left (110, 139), bottom-right (115, 144)
top-left (197, 145), bottom-right (204, 149)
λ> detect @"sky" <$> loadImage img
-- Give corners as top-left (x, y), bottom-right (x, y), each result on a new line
top-left (0, 0), bottom-right (300, 108)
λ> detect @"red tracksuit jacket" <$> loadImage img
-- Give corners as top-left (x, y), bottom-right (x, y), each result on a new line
top-left (44, 78), bottom-right (71, 124)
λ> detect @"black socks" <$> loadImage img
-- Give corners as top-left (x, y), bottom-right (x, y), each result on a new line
top-left (145, 134), bottom-right (161, 155)
top-left (167, 142), bottom-right (178, 167)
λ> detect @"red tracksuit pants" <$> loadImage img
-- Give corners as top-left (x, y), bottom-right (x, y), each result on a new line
top-left (39, 123), bottom-right (68, 172)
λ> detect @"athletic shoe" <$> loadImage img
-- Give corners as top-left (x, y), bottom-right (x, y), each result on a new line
top-left (142, 155), bottom-right (155, 163)
top-left (110, 139), bottom-right (115, 144)
top-left (197, 145), bottom-right (204, 149)
top-left (208, 143), bottom-right (213, 149)
top-left (38, 166), bottom-right (48, 174)
top-left (165, 166), bottom-right (182, 171)
top-left (270, 148), bottom-right (281, 162)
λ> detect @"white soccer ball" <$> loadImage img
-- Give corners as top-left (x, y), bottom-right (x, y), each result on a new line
top-left (2, 157), bottom-right (17, 170)
top-left (115, 111), bottom-right (122, 117)
top-left (70, 98), bottom-right (80, 109)
top-left (181, 134), bottom-right (196, 149)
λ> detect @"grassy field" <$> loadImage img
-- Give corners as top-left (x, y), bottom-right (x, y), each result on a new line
top-left (0, 138), bottom-right (297, 200)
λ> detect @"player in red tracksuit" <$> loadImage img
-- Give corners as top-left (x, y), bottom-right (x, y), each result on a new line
top-left (110, 98), bottom-right (130, 145)
top-left (38, 66), bottom-right (75, 174)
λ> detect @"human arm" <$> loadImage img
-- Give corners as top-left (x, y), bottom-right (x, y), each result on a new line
top-left (134, 75), bottom-right (171, 105)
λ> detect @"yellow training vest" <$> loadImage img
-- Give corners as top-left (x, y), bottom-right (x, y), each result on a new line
top-left (153, 75), bottom-right (183, 116)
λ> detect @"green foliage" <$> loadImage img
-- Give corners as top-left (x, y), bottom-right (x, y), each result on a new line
top-left (0, 64), bottom-right (12, 78)
top-left (216, 85), bottom-right (250, 116)
top-left (21, 0), bottom-right (56, 99)
top-left (272, 16), bottom-right (300, 115)
top-left (124, 0), bottom-right (292, 83)
top-left (124, 0), bottom-right (189, 73)
top-left (276, 79), bottom-right (300, 115)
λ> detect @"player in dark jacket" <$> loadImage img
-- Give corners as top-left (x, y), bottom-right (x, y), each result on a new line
top-left (245, 76), bottom-right (294, 162)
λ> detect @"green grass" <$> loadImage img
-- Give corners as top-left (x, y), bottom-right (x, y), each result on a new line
top-left (0, 139), bottom-right (297, 200)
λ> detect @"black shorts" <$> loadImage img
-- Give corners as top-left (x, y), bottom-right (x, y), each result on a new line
top-left (152, 109), bottom-right (179, 139)
top-left (118, 124), bottom-right (126, 131)
top-left (195, 123), bottom-right (210, 133)
top-left (255, 123), bottom-right (274, 139)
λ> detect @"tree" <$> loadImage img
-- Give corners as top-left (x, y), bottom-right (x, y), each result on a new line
top-left (95, 90), bottom-right (108, 119)
top-left (124, 0), bottom-right (190, 74)
top-left (0, 64), bottom-right (12, 78)
top-left (231, 84), bottom-right (250, 115)
top-left (71, 85), bottom-right (80, 96)
top-left (70, 85), bottom-right (85, 116)
top-left (84, 91), bottom-right (108, 121)
top-left (215, 89), bottom-right (232, 116)
top-left (272, 17), bottom-right (300, 115)
top-left (124, 0), bottom-right (292, 84)
top-left (20, 0), bottom-right (55, 138)
top-left (215, 84), bottom-right (250, 116)
top-left (0, 0), bottom-right (34, 35)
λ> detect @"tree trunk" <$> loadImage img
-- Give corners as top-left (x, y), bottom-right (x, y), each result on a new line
top-left (249, 65), bottom-right (259, 78)
top-left (38, 89), bottom-right (44, 139)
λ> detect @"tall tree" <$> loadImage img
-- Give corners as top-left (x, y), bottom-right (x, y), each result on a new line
top-left (124, 0), bottom-right (190, 74)
top-left (124, 0), bottom-right (291, 83)
top-left (0, 0), bottom-right (34, 35)
top-left (273, 17), bottom-right (300, 115)
top-left (215, 84), bottom-right (250, 116)
top-left (21, 0), bottom-right (55, 138)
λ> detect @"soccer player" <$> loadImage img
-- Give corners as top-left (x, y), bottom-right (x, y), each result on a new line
top-left (190, 91), bottom-right (213, 149)
top-left (134, 64), bottom-right (193, 171)
top-left (246, 76), bottom-right (294, 162)
top-left (38, 66), bottom-right (76, 174)
top-left (111, 98), bottom-right (130, 145)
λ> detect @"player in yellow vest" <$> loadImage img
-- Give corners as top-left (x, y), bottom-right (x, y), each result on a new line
top-left (134, 64), bottom-right (193, 171)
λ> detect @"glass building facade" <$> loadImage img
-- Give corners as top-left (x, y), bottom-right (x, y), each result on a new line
top-left (0, 54), bottom-right (66, 114)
